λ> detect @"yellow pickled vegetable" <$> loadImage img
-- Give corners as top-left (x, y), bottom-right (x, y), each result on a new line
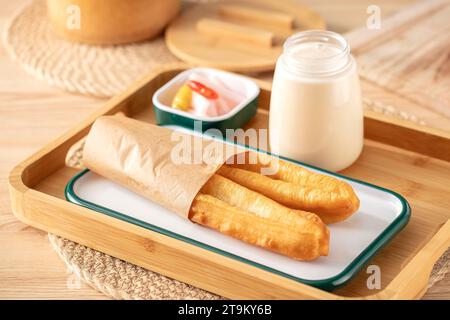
top-left (171, 84), bottom-right (192, 111)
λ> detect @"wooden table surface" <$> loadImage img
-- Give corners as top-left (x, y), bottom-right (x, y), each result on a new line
top-left (0, 0), bottom-right (448, 299)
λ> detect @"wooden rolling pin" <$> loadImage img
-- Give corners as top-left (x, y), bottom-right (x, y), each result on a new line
top-left (219, 4), bottom-right (295, 29)
top-left (196, 18), bottom-right (275, 47)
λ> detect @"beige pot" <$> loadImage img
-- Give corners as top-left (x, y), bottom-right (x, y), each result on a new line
top-left (47, 0), bottom-right (180, 45)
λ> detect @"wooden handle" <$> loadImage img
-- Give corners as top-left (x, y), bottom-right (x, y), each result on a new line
top-left (196, 18), bottom-right (275, 47)
top-left (373, 219), bottom-right (450, 299)
top-left (219, 4), bottom-right (294, 29)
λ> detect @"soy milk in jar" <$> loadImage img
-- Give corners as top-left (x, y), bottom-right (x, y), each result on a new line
top-left (269, 30), bottom-right (363, 171)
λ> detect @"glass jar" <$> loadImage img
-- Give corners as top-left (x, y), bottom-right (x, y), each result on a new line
top-left (269, 30), bottom-right (363, 171)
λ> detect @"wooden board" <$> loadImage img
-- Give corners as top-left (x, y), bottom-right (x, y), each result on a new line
top-left (346, 0), bottom-right (450, 128)
top-left (8, 64), bottom-right (450, 299)
top-left (165, 0), bottom-right (325, 72)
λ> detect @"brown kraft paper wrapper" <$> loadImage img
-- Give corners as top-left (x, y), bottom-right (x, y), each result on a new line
top-left (82, 116), bottom-right (246, 219)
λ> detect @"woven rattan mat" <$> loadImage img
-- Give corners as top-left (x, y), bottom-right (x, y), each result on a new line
top-left (55, 140), bottom-right (449, 300)
top-left (3, 0), bottom-right (179, 98)
top-left (47, 234), bottom-right (220, 300)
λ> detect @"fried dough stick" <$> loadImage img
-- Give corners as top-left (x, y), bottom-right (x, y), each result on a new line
top-left (219, 153), bottom-right (360, 224)
top-left (189, 175), bottom-right (329, 260)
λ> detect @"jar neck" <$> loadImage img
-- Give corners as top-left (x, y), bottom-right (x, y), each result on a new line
top-left (281, 30), bottom-right (353, 77)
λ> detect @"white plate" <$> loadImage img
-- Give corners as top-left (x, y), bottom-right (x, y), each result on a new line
top-left (67, 149), bottom-right (410, 290)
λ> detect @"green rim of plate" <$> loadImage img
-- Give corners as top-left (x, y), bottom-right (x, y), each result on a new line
top-left (65, 126), bottom-right (411, 292)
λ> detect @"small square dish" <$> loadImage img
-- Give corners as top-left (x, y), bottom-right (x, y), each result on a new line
top-left (152, 68), bottom-right (259, 132)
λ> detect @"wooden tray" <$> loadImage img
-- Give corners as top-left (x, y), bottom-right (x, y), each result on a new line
top-left (9, 65), bottom-right (450, 299)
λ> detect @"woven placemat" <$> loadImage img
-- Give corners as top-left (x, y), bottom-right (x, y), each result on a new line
top-left (48, 234), bottom-right (220, 300)
top-left (2, 0), bottom-right (179, 98)
top-left (54, 139), bottom-right (449, 300)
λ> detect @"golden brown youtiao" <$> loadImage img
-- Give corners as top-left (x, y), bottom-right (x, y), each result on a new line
top-left (219, 153), bottom-right (360, 224)
top-left (189, 174), bottom-right (329, 261)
